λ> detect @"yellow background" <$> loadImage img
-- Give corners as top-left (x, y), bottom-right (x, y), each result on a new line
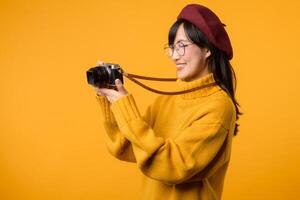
top-left (1, 0), bottom-right (300, 199)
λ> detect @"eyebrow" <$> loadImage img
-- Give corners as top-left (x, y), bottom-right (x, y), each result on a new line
top-left (174, 39), bottom-right (190, 44)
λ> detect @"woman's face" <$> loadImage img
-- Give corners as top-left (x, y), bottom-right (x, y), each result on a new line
top-left (171, 24), bottom-right (211, 81)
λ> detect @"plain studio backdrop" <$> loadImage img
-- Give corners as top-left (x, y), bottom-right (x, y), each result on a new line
top-left (1, 0), bottom-right (300, 199)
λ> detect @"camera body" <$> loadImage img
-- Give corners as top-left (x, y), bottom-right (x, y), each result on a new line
top-left (86, 63), bottom-right (123, 89)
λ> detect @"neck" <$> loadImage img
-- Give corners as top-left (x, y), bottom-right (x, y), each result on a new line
top-left (181, 65), bottom-right (210, 82)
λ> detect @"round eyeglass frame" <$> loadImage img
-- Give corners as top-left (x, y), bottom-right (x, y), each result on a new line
top-left (164, 42), bottom-right (194, 57)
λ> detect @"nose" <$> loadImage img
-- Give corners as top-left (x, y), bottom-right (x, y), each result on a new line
top-left (171, 49), bottom-right (181, 61)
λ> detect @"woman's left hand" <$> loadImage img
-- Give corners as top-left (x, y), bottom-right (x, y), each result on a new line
top-left (96, 79), bottom-right (128, 103)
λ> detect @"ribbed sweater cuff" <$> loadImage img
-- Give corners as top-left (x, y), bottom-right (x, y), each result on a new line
top-left (110, 94), bottom-right (141, 128)
top-left (95, 95), bottom-right (116, 122)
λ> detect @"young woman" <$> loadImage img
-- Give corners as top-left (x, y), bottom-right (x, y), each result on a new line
top-left (92, 4), bottom-right (241, 200)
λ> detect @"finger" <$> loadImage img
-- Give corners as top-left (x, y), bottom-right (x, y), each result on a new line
top-left (115, 79), bottom-right (128, 95)
top-left (93, 87), bottom-right (105, 96)
top-left (96, 60), bottom-right (104, 66)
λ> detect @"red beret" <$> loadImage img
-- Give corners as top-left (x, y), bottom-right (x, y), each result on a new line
top-left (177, 4), bottom-right (233, 60)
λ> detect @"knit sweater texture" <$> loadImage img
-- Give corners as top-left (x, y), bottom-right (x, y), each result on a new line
top-left (96, 73), bottom-right (236, 200)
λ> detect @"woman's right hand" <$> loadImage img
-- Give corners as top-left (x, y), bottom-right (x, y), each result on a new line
top-left (91, 60), bottom-right (128, 103)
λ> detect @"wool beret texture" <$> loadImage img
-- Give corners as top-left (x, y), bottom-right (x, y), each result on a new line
top-left (177, 4), bottom-right (233, 60)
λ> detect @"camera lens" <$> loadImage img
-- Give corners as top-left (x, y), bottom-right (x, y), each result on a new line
top-left (86, 66), bottom-right (109, 87)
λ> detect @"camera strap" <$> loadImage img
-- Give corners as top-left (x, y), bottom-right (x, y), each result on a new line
top-left (120, 69), bottom-right (218, 95)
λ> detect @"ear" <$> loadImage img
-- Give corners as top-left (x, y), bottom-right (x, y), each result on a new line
top-left (204, 48), bottom-right (211, 58)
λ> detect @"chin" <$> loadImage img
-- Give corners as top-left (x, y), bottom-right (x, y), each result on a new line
top-left (176, 71), bottom-right (187, 80)
top-left (176, 74), bottom-right (184, 80)
top-left (177, 75), bottom-right (189, 81)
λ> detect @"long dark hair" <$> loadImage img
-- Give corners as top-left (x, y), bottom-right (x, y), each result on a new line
top-left (168, 19), bottom-right (242, 136)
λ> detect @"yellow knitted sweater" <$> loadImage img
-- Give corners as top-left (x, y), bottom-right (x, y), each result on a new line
top-left (96, 73), bottom-right (236, 200)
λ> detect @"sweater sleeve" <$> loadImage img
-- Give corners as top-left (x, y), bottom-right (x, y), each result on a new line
top-left (110, 94), bottom-right (230, 185)
top-left (96, 95), bottom-right (137, 162)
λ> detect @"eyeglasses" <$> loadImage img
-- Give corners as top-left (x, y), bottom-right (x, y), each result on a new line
top-left (164, 42), bottom-right (194, 57)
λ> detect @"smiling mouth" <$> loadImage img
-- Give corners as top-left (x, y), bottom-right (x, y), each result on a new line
top-left (176, 63), bottom-right (186, 70)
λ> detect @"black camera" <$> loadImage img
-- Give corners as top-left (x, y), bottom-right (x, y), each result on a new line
top-left (86, 63), bottom-right (123, 89)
